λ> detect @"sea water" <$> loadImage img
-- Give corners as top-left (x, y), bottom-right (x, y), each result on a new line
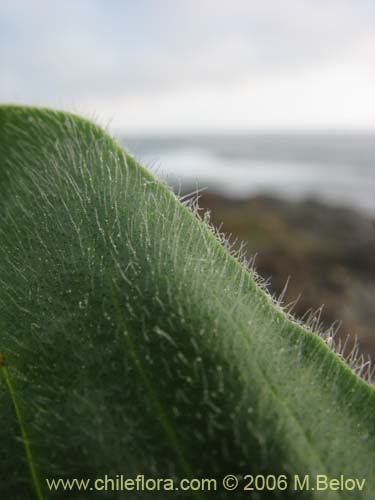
top-left (122, 133), bottom-right (375, 214)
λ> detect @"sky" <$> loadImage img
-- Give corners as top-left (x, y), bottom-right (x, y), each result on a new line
top-left (1, 0), bottom-right (375, 133)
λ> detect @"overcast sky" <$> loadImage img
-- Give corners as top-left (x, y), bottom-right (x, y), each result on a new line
top-left (1, 0), bottom-right (375, 133)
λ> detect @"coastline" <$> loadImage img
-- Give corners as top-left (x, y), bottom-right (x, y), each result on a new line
top-left (194, 191), bottom-right (375, 361)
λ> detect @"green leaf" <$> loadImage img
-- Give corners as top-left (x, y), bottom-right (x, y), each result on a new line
top-left (1, 105), bottom-right (374, 499)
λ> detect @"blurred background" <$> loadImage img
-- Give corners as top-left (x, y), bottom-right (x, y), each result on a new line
top-left (1, 0), bottom-right (374, 360)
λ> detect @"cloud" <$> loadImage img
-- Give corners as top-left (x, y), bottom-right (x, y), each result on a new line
top-left (1, 0), bottom-right (374, 130)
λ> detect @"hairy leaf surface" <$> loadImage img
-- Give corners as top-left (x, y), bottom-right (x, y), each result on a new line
top-left (0, 105), bottom-right (374, 499)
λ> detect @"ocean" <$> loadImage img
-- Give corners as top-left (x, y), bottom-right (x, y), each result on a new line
top-left (121, 133), bottom-right (375, 214)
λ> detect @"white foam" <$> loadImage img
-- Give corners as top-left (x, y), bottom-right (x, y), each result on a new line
top-left (141, 148), bottom-right (375, 214)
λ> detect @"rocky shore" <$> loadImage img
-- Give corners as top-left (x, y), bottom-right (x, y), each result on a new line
top-left (195, 192), bottom-right (375, 361)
